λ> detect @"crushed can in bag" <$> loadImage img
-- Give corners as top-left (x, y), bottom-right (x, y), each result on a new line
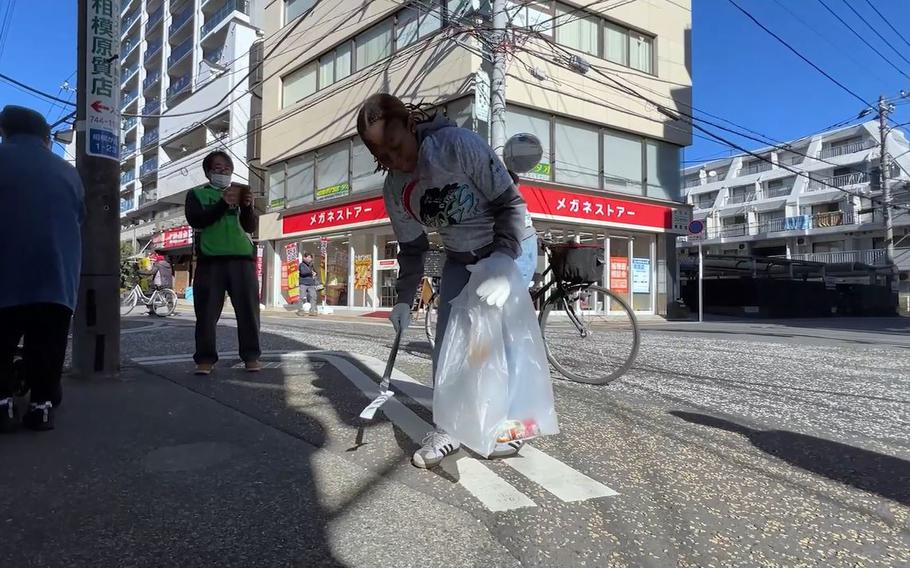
top-left (496, 418), bottom-right (540, 443)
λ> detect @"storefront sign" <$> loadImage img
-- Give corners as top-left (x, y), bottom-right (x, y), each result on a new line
top-left (283, 195), bottom-right (389, 235)
top-left (256, 244), bottom-right (264, 301)
top-left (377, 259), bottom-right (399, 270)
top-left (85, 0), bottom-right (121, 160)
top-left (520, 185), bottom-right (676, 232)
top-left (354, 255), bottom-right (373, 291)
top-left (152, 225), bottom-right (193, 250)
top-left (316, 182), bottom-right (350, 202)
top-left (609, 257), bottom-right (629, 294)
top-left (282, 242), bottom-right (300, 304)
top-left (631, 258), bottom-right (651, 294)
top-left (270, 197), bottom-right (286, 209)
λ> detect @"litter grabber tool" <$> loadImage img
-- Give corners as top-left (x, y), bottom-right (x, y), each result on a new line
top-left (358, 329), bottom-right (403, 420)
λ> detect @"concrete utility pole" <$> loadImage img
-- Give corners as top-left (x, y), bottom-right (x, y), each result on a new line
top-left (73, 0), bottom-right (122, 378)
top-left (490, 0), bottom-right (508, 157)
top-left (878, 95), bottom-right (896, 267)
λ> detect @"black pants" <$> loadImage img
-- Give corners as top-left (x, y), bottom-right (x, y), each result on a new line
top-left (0, 303), bottom-right (72, 404)
top-left (193, 259), bottom-right (261, 364)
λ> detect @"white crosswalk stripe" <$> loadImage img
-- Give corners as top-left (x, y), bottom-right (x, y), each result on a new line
top-left (130, 349), bottom-right (619, 511)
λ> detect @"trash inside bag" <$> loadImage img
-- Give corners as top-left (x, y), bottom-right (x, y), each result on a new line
top-left (434, 262), bottom-right (559, 457)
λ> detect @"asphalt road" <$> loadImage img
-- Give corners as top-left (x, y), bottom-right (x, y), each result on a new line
top-left (5, 311), bottom-right (907, 567)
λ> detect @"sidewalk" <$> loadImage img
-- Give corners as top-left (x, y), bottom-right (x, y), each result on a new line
top-left (0, 364), bottom-right (517, 568)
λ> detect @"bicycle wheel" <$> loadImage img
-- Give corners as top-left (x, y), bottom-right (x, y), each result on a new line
top-left (152, 289), bottom-right (178, 317)
top-left (425, 292), bottom-right (439, 348)
top-left (539, 284), bottom-right (639, 385)
top-left (120, 289), bottom-right (138, 315)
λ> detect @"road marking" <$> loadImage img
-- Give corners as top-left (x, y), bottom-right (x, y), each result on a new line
top-left (330, 351), bottom-right (620, 503)
top-left (319, 354), bottom-right (537, 512)
top-left (131, 349), bottom-right (618, 509)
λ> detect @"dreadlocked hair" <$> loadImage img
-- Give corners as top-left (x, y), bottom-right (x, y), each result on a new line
top-left (356, 93), bottom-right (438, 173)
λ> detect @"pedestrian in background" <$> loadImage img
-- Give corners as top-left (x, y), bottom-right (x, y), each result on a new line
top-left (0, 105), bottom-right (84, 431)
top-left (140, 252), bottom-right (174, 315)
top-left (297, 251), bottom-right (320, 316)
top-left (185, 151), bottom-right (261, 375)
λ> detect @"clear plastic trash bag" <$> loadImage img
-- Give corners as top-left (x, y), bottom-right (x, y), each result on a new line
top-left (434, 263), bottom-right (559, 457)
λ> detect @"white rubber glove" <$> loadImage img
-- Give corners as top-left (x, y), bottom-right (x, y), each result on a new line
top-left (390, 302), bottom-right (411, 332)
top-left (467, 253), bottom-right (514, 308)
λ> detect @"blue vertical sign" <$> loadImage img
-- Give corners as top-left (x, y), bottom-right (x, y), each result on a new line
top-left (85, 0), bottom-right (121, 160)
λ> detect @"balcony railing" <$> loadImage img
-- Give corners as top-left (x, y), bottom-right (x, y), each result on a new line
top-left (142, 98), bottom-right (161, 115)
top-left (146, 5), bottom-right (165, 32)
top-left (120, 39), bottom-right (138, 60)
top-left (201, 0), bottom-right (248, 37)
top-left (145, 40), bottom-right (163, 63)
top-left (122, 8), bottom-right (140, 31)
top-left (166, 73), bottom-right (192, 100)
top-left (121, 142), bottom-right (137, 158)
top-left (684, 177), bottom-right (701, 189)
top-left (121, 170), bottom-right (136, 185)
top-left (755, 217), bottom-right (788, 234)
top-left (141, 128), bottom-right (160, 149)
top-left (169, 6), bottom-right (195, 35)
top-left (789, 249), bottom-right (887, 266)
top-left (120, 90), bottom-right (138, 110)
top-left (121, 63), bottom-right (139, 84)
top-left (204, 47), bottom-right (224, 65)
top-left (737, 162), bottom-right (773, 177)
top-left (120, 199), bottom-right (136, 213)
top-left (140, 158), bottom-right (159, 177)
top-left (122, 116), bottom-right (138, 132)
top-left (819, 140), bottom-right (873, 159)
top-left (806, 171), bottom-right (869, 192)
top-left (139, 191), bottom-right (159, 206)
top-left (762, 185), bottom-right (792, 199)
top-left (167, 37), bottom-right (194, 68)
top-left (812, 210), bottom-right (853, 228)
top-left (143, 70), bottom-right (162, 91)
top-left (726, 191), bottom-right (756, 205)
top-left (718, 223), bottom-right (748, 238)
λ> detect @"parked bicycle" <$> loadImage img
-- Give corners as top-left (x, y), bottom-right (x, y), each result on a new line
top-left (120, 284), bottom-right (178, 317)
top-left (423, 239), bottom-right (640, 385)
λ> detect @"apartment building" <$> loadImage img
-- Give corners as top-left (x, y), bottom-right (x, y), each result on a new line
top-left (679, 121), bottom-right (910, 302)
top-left (117, 0), bottom-right (262, 291)
top-left (256, 0), bottom-right (692, 316)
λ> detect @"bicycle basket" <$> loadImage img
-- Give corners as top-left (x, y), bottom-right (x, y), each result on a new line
top-left (549, 244), bottom-right (603, 284)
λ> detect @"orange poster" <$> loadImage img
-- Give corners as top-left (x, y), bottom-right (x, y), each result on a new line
top-left (609, 257), bottom-right (629, 293)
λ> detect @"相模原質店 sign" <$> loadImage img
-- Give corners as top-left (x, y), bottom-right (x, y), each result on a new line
top-left (85, 0), bottom-right (121, 160)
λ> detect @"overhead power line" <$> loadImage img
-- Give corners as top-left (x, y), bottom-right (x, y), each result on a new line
top-left (814, 0), bottom-right (909, 77)
top-left (725, 0), bottom-right (874, 108)
top-left (861, 0), bottom-right (910, 53)
top-left (837, 0), bottom-right (910, 68)
top-left (0, 72), bottom-right (77, 106)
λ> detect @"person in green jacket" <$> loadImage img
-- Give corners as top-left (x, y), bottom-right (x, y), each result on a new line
top-left (185, 151), bottom-right (261, 374)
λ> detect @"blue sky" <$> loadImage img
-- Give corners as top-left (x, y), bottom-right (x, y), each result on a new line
top-left (1, 1), bottom-right (908, 163)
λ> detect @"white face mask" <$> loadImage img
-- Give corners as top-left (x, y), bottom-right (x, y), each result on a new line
top-left (210, 173), bottom-right (232, 188)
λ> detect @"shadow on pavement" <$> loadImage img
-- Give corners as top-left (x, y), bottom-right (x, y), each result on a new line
top-left (669, 411), bottom-right (910, 506)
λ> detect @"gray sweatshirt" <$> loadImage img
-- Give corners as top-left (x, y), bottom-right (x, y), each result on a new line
top-left (383, 116), bottom-right (531, 306)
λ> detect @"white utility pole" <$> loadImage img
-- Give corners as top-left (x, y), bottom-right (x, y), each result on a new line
top-left (490, 0), bottom-right (508, 157)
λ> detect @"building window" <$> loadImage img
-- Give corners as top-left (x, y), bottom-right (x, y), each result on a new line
top-left (645, 139), bottom-right (681, 201)
top-left (508, 1), bottom-right (553, 34)
top-left (336, 43), bottom-right (352, 80)
top-left (268, 164), bottom-right (286, 208)
top-left (603, 129), bottom-right (643, 194)
top-left (397, 1), bottom-right (442, 49)
top-left (506, 106), bottom-right (551, 181)
top-left (352, 137), bottom-right (384, 193)
top-left (318, 53), bottom-right (334, 88)
top-left (282, 62), bottom-right (317, 108)
top-left (554, 118), bottom-right (599, 188)
top-left (285, 0), bottom-right (316, 24)
top-left (316, 141), bottom-right (350, 201)
top-left (555, 3), bottom-right (599, 57)
top-left (355, 20), bottom-right (393, 71)
top-left (603, 19), bottom-right (654, 74)
top-left (286, 152), bottom-right (314, 205)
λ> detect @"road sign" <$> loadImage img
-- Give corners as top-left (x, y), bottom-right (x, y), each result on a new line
top-left (688, 219), bottom-right (706, 235)
top-left (84, 0), bottom-right (121, 160)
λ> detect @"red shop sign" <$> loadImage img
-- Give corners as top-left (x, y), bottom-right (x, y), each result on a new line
top-left (520, 185), bottom-right (674, 231)
top-left (152, 225), bottom-right (193, 250)
top-left (283, 195), bottom-right (389, 235)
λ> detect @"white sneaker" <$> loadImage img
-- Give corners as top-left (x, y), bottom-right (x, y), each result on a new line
top-left (412, 429), bottom-right (461, 468)
top-left (489, 440), bottom-right (524, 459)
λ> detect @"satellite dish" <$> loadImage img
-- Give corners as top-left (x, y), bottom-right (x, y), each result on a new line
top-left (503, 133), bottom-right (543, 174)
